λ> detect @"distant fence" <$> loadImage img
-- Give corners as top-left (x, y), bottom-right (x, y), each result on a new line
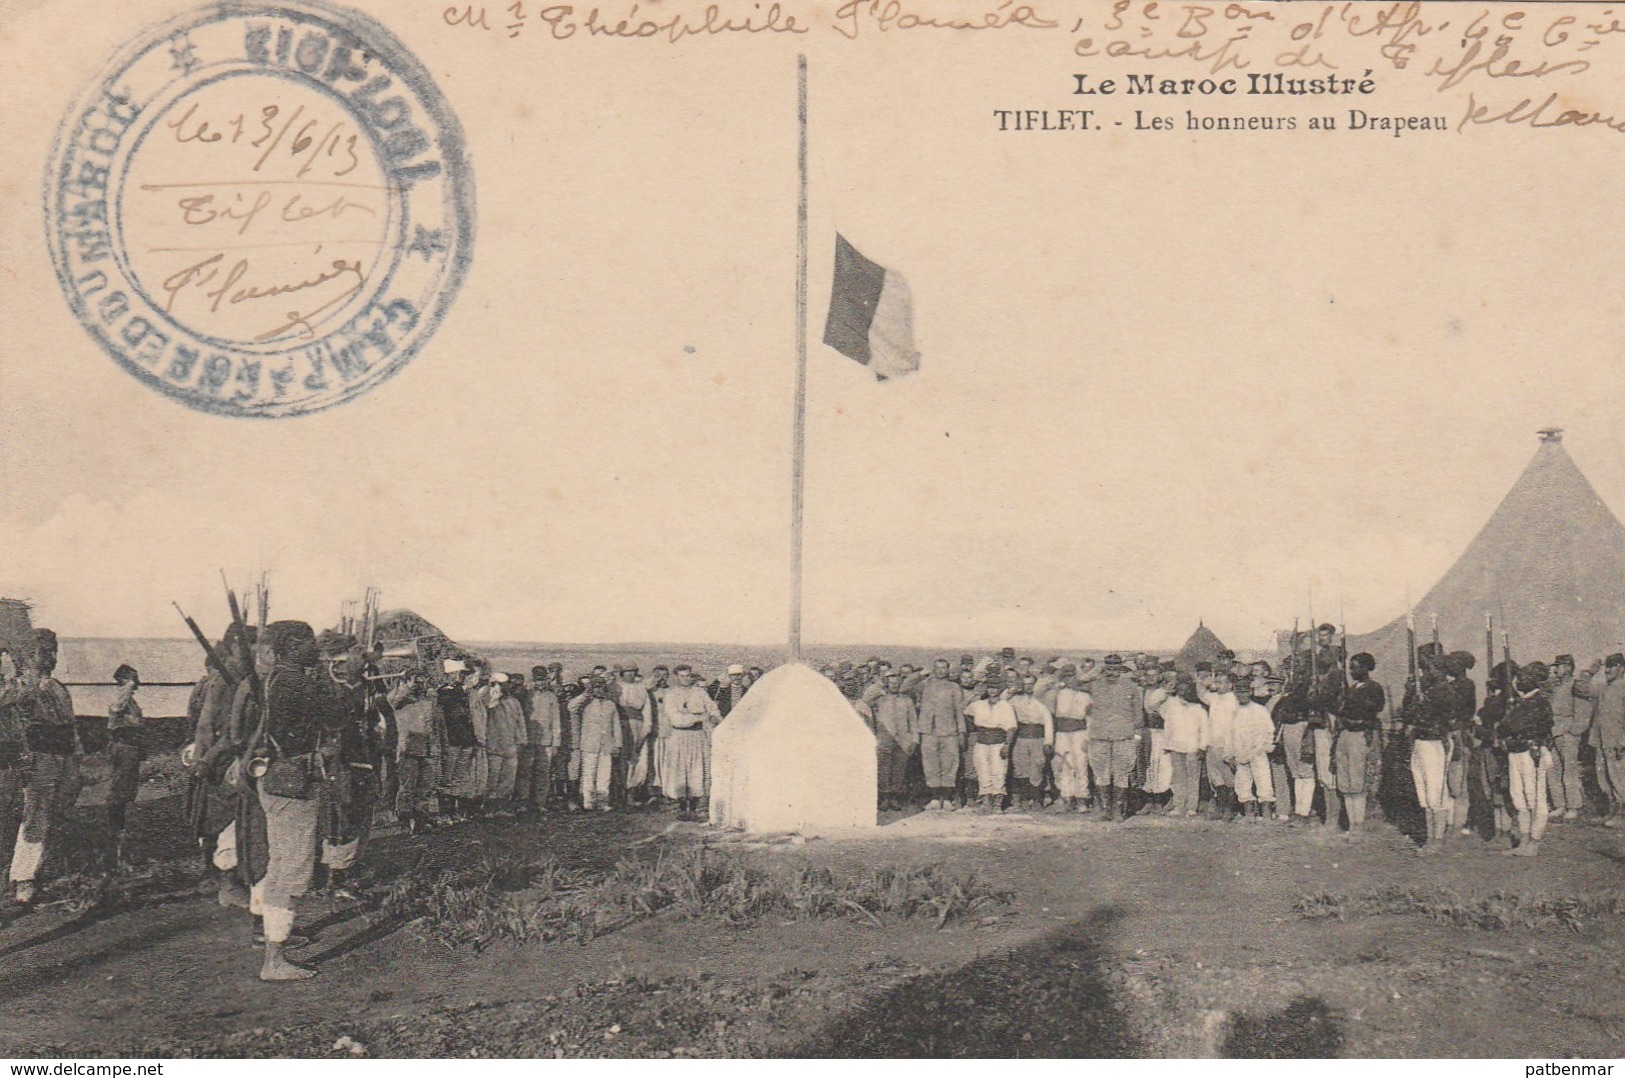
top-left (63, 680), bottom-right (193, 754)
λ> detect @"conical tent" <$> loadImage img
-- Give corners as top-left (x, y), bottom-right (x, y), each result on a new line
top-left (1348, 431), bottom-right (1625, 707)
top-left (1175, 621), bottom-right (1228, 672)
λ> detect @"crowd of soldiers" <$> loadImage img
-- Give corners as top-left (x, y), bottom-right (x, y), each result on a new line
top-left (828, 630), bottom-right (1382, 827)
top-left (839, 629), bottom-right (1625, 860)
top-left (4, 615), bottom-right (1624, 982)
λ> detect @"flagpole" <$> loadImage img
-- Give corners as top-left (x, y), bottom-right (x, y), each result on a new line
top-left (788, 53), bottom-right (808, 665)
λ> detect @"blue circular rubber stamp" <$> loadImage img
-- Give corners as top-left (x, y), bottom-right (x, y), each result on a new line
top-left (44, 0), bottom-right (474, 418)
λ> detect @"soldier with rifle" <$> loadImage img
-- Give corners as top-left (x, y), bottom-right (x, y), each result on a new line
top-left (1400, 617), bottom-right (1454, 852)
top-left (1499, 659), bottom-right (1555, 857)
top-left (1307, 622), bottom-right (1348, 831)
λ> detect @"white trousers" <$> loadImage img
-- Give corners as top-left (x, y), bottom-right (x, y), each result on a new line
top-left (1233, 755), bottom-right (1274, 802)
top-left (1506, 750), bottom-right (1551, 841)
top-left (1410, 739), bottom-right (1448, 811)
top-left (1053, 731), bottom-right (1090, 799)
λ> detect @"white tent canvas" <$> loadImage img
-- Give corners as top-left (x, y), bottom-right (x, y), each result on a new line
top-left (709, 662), bottom-right (877, 835)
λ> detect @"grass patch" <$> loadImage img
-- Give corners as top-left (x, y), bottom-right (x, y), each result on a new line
top-left (381, 846), bottom-right (1012, 951)
top-left (1294, 886), bottom-right (1625, 932)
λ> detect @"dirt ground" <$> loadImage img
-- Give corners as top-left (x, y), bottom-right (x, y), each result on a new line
top-left (4, 782), bottom-right (1625, 1059)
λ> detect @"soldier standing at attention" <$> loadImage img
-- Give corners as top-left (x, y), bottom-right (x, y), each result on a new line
top-left (6, 629), bottom-right (78, 909)
top-left (1335, 653), bottom-right (1386, 836)
top-left (103, 663), bottom-right (144, 868)
top-left (1088, 655), bottom-right (1145, 822)
top-left (916, 659), bottom-right (966, 812)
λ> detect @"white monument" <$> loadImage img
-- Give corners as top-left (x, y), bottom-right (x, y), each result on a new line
top-left (709, 662), bottom-right (877, 835)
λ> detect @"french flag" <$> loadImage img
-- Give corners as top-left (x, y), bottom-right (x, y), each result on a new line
top-left (821, 234), bottom-right (920, 381)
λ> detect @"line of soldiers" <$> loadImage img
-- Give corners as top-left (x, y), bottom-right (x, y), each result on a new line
top-left (384, 658), bottom-right (757, 828)
top-left (831, 630), bottom-right (1387, 833)
top-left (1398, 644), bottom-right (1625, 857)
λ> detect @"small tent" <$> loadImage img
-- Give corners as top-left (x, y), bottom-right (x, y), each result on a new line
top-left (1174, 621), bottom-right (1228, 672)
top-left (709, 662), bottom-right (877, 835)
top-left (1348, 430), bottom-right (1625, 705)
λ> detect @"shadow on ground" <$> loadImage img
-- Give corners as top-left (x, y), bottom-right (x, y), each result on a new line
top-left (791, 906), bottom-right (1140, 1057)
top-left (1223, 996), bottom-right (1346, 1058)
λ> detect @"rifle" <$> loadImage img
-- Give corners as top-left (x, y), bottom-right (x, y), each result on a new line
top-left (1405, 611), bottom-right (1419, 716)
top-left (1485, 613), bottom-right (1494, 698)
top-left (174, 602), bottom-right (238, 687)
top-left (222, 575), bottom-right (264, 712)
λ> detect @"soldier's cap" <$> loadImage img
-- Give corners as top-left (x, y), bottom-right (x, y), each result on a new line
top-left (1608, 653), bottom-right (1625, 669)
top-left (1160, 659), bottom-right (1176, 671)
top-left (1555, 654), bottom-right (1576, 668)
top-left (960, 654), bottom-right (975, 664)
top-left (265, 621), bottom-right (316, 660)
top-left (548, 662), bottom-right (564, 672)
top-left (531, 664), bottom-right (547, 675)
top-left (1417, 642), bottom-right (1444, 659)
top-left (1351, 652), bottom-right (1376, 672)
top-left (1317, 622), bottom-right (1337, 634)
top-left (1441, 655), bottom-right (1468, 678)
top-left (31, 627), bottom-right (57, 648)
top-left (1000, 647), bottom-right (1016, 659)
top-left (491, 672), bottom-right (509, 684)
top-left (1447, 650), bottom-right (1476, 671)
top-left (623, 664), bottom-right (640, 674)
top-left (1252, 660), bottom-right (1273, 675)
top-left (728, 663), bottom-right (746, 676)
top-left (113, 663), bottom-right (138, 684)
top-left (1522, 660), bottom-right (1551, 684)
top-left (1060, 662), bottom-right (1077, 674)
top-left (1103, 654), bottom-right (1125, 667)
top-left (443, 658), bottom-right (467, 675)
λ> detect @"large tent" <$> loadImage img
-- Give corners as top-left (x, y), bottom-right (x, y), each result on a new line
top-left (1347, 430), bottom-right (1625, 708)
top-left (1174, 621), bottom-right (1228, 672)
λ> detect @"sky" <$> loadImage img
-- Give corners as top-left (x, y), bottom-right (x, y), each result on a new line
top-left (4, 0), bottom-right (1625, 652)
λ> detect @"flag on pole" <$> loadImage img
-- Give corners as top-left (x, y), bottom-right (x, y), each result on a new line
top-left (822, 234), bottom-right (920, 381)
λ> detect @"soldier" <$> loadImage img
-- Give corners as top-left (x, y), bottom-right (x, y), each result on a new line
top-left (661, 664), bottom-right (719, 820)
top-left (1198, 668), bottom-right (1239, 821)
top-left (1545, 655), bottom-right (1588, 821)
top-left (253, 620), bottom-right (338, 980)
top-left (1442, 650), bottom-right (1478, 836)
top-left (1230, 674), bottom-right (1277, 820)
top-left (1006, 674), bottom-right (1054, 812)
top-left (1473, 659), bottom-right (1514, 842)
top-left (577, 678), bottom-right (622, 811)
top-left (517, 666), bottom-right (559, 814)
top-left (1088, 655), bottom-right (1145, 822)
top-left (916, 659), bottom-right (965, 811)
top-left (1335, 653), bottom-right (1385, 835)
top-left (1401, 649), bottom-right (1454, 853)
top-left (1500, 660), bottom-right (1554, 857)
top-left (484, 674), bottom-right (526, 816)
top-left (616, 666), bottom-right (653, 806)
top-left (432, 659), bottom-right (478, 820)
top-left (873, 673), bottom-right (919, 811)
top-left (392, 674), bottom-right (439, 834)
top-left (1275, 652), bottom-right (1315, 824)
top-left (1051, 665), bottom-right (1093, 813)
top-left (318, 637), bottom-right (381, 898)
top-left (103, 663), bottom-right (144, 868)
top-left (1587, 653), bottom-right (1625, 827)
top-left (5, 629), bottom-right (78, 908)
top-left (964, 675), bottom-right (1016, 812)
top-left (1306, 623), bottom-right (1348, 831)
